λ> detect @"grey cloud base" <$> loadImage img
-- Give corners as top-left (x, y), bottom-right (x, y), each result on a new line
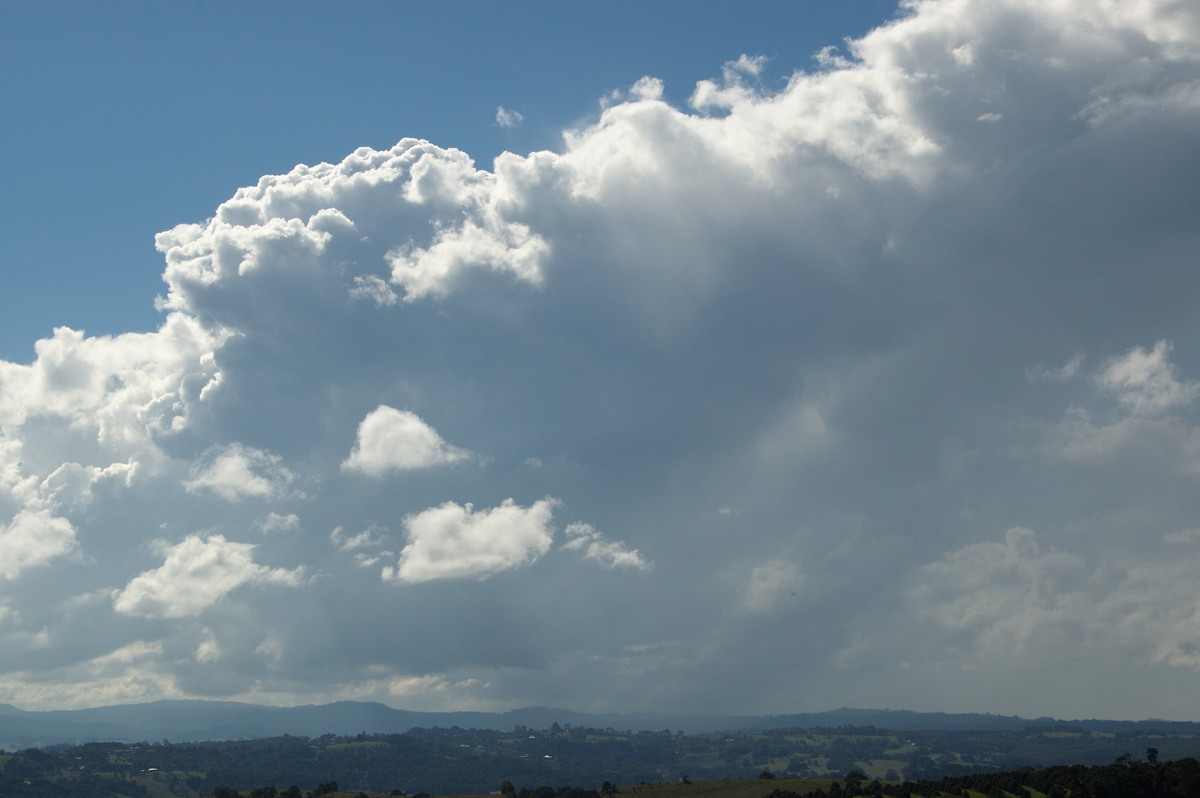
top-left (1, 0), bottom-right (1200, 720)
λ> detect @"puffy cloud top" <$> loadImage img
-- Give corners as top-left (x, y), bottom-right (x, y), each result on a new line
top-left (385, 498), bottom-right (558, 583)
top-left (342, 406), bottom-right (471, 475)
top-left (112, 535), bottom-right (304, 618)
top-left (185, 444), bottom-right (297, 502)
top-left (0, 509), bottom-right (76, 580)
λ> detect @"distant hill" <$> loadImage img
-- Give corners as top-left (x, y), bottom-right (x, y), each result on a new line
top-left (1, 699), bottom-right (1195, 750)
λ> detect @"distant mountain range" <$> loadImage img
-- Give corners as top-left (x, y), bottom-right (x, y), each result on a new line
top-left (1, 700), bottom-right (1194, 750)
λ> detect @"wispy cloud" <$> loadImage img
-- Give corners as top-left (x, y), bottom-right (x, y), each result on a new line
top-left (495, 106), bottom-right (524, 128)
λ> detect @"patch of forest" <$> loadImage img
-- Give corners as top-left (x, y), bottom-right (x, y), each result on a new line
top-left (0, 721), bottom-right (1197, 796)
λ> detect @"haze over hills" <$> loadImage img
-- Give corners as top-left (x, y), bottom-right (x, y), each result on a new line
top-left (1, 701), bottom-right (1195, 750)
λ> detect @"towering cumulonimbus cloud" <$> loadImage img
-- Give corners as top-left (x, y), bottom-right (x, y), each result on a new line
top-left (1, 0), bottom-right (1199, 717)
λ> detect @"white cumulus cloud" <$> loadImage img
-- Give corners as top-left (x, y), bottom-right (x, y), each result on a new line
top-left (184, 443), bottom-right (297, 501)
top-left (342, 406), bottom-right (471, 476)
top-left (0, 509), bottom-right (77, 580)
top-left (384, 498), bottom-right (557, 583)
top-left (113, 534), bottom-right (304, 618)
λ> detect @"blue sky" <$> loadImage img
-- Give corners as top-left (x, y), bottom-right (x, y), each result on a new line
top-left (2, 0), bottom-right (1200, 721)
